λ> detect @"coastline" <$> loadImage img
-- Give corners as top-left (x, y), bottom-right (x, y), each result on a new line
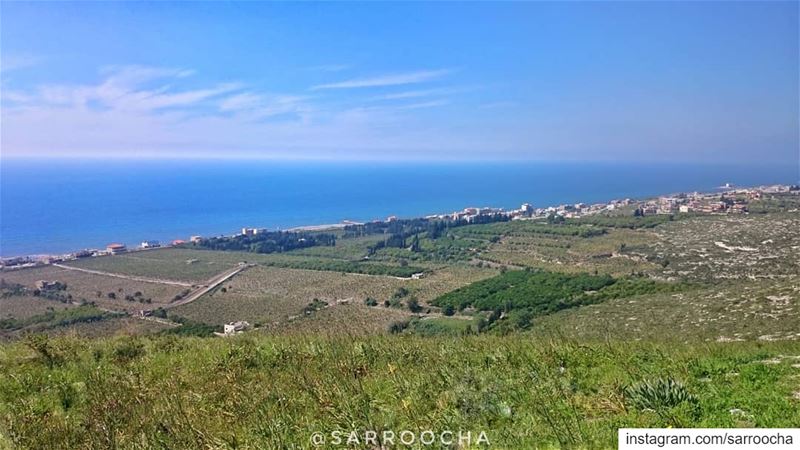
top-left (1, 183), bottom-right (796, 263)
top-left (3, 160), bottom-right (797, 258)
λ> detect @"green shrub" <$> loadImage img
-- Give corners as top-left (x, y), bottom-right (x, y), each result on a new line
top-left (624, 378), bottom-right (697, 412)
top-left (387, 320), bottom-right (410, 334)
top-left (407, 297), bottom-right (422, 313)
top-left (113, 340), bottom-right (146, 363)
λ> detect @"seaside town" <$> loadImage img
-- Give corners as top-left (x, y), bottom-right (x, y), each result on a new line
top-left (2, 183), bottom-right (797, 270)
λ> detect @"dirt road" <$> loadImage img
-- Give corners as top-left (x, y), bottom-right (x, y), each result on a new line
top-left (164, 264), bottom-right (252, 309)
top-left (52, 263), bottom-right (194, 287)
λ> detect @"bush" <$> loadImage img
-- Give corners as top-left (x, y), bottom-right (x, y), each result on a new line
top-left (162, 316), bottom-right (220, 337)
top-left (22, 334), bottom-right (63, 368)
top-left (393, 287), bottom-right (409, 299)
top-left (442, 304), bottom-right (455, 316)
top-left (387, 320), bottom-right (410, 334)
top-left (624, 378), bottom-right (697, 412)
top-left (303, 298), bottom-right (328, 315)
top-left (113, 340), bottom-right (146, 363)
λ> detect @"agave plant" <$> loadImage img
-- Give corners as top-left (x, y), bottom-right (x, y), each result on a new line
top-left (624, 378), bottom-right (698, 411)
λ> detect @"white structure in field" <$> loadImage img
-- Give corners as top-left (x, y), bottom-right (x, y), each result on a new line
top-left (224, 321), bottom-right (250, 335)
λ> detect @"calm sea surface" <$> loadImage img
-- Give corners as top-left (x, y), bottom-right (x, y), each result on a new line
top-left (1, 159), bottom-right (797, 256)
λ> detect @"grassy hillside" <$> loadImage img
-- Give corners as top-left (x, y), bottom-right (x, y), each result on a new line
top-left (1, 204), bottom-right (798, 447)
top-left (1, 334), bottom-right (799, 449)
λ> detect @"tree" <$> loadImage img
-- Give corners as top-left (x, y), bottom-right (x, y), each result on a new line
top-left (388, 320), bottom-right (409, 334)
top-left (407, 297), bottom-right (422, 313)
top-left (442, 304), bottom-right (455, 316)
top-left (410, 234), bottom-right (421, 252)
top-left (393, 287), bottom-right (409, 298)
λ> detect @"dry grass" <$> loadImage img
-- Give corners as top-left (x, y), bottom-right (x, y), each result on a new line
top-left (0, 295), bottom-right (77, 321)
top-left (479, 228), bottom-right (658, 276)
top-left (536, 280), bottom-right (800, 343)
top-left (62, 251), bottom-right (234, 283)
top-left (649, 214), bottom-right (800, 281)
top-left (1, 266), bottom-right (186, 312)
top-left (172, 264), bottom-right (495, 326)
top-left (43, 317), bottom-right (172, 338)
top-left (262, 303), bottom-right (415, 336)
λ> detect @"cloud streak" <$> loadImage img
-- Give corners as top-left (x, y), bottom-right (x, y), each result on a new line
top-left (3, 64), bottom-right (472, 159)
top-left (218, 92), bottom-right (313, 120)
top-left (0, 53), bottom-right (43, 73)
top-left (4, 63), bottom-right (793, 163)
top-left (5, 65), bottom-right (239, 114)
top-left (311, 69), bottom-right (451, 90)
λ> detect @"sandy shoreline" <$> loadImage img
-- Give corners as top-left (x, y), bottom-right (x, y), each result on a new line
top-left (286, 221), bottom-right (363, 232)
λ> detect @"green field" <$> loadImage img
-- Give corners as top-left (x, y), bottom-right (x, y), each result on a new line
top-left (62, 251), bottom-right (237, 283)
top-left (1, 334), bottom-right (798, 448)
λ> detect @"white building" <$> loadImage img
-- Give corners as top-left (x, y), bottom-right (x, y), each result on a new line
top-left (106, 243), bottom-right (127, 254)
top-left (140, 240), bottom-right (161, 249)
top-left (223, 321), bottom-right (250, 335)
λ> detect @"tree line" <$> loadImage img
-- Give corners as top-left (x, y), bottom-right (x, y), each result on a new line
top-left (343, 213), bottom-right (510, 253)
top-left (187, 231), bottom-right (336, 254)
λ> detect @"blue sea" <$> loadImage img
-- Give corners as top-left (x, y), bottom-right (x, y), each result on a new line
top-left (1, 159), bottom-right (797, 257)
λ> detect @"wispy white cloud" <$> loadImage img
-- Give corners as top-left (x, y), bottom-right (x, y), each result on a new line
top-left (395, 100), bottom-right (450, 110)
top-left (372, 89), bottom-right (441, 100)
top-left (99, 65), bottom-right (195, 85)
top-left (0, 53), bottom-right (43, 74)
top-left (369, 86), bottom-right (477, 102)
top-left (3, 63), bottom-right (611, 161)
top-left (6, 65), bottom-right (238, 114)
top-left (307, 64), bottom-right (351, 72)
top-left (218, 92), bottom-right (312, 120)
top-left (311, 69), bottom-right (451, 90)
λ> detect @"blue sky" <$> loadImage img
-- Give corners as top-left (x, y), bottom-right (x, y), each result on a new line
top-left (1, 1), bottom-right (798, 162)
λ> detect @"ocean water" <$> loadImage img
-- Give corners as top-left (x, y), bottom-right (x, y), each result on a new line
top-left (1, 159), bottom-right (797, 257)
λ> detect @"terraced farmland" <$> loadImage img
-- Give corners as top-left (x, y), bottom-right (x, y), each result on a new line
top-left (171, 264), bottom-right (496, 327)
top-left (61, 251), bottom-right (235, 283)
top-left (1, 265), bottom-right (188, 312)
top-left (476, 226), bottom-right (657, 275)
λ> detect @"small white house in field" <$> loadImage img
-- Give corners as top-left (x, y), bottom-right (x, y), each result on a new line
top-left (223, 321), bottom-right (250, 336)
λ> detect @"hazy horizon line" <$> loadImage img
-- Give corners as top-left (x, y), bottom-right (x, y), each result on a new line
top-left (2, 153), bottom-right (798, 167)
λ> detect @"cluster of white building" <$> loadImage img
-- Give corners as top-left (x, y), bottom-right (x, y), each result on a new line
top-left (416, 184), bottom-right (799, 224)
top-left (3, 185), bottom-right (797, 270)
top-left (241, 227), bottom-right (266, 236)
